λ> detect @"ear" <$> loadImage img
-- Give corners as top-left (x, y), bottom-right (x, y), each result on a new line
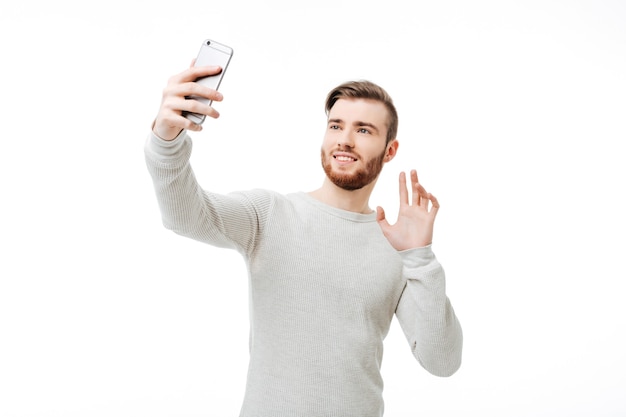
top-left (384, 139), bottom-right (399, 162)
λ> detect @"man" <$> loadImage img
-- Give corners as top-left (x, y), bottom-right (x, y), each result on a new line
top-left (145, 64), bottom-right (462, 416)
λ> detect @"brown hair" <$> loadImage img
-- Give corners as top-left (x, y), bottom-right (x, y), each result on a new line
top-left (325, 80), bottom-right (398, 144)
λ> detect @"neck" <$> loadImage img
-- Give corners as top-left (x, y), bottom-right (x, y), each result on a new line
top-left (308, 177), bottom-right (377, 214)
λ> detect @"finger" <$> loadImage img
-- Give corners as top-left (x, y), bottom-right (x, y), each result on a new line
top-left (182, 116), bottom-right (204, 132)
top-left (415, 182), bottom-right (430, 207)
top-left (154, 112), bottom-right (203, 138)
top-left (399, 171), bottom-right (409, 205)
top-left (174, 65), bottom-right (223, 84)
top-left (375, 206), bottom-right (386, 223)
top-left (376, 206), bottom-right (391, 232)
top-left (411, 170), bottom-right (420, 206)
top-left (167, 81), bottom-right (223, 106)
top-left (164, 94), bottom-right (221, 120)
top-left (429, 192), bottom-right (440, 213)
top-left (411, 170), bottom-right (425, 206)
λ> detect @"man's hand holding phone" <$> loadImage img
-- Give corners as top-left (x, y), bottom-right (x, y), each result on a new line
top-left (152, 65), bottom-right (224, 141)
top-left (153, 39), bottom-right (233, 141)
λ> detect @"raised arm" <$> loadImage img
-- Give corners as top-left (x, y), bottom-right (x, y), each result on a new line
top-left (152, 63), bottom-right (224, 140)
top-left (394, 248), bottom-right (462, 377)
top-left (144, 65), bottom-right (266, 254)
top-left (377, 170), bottom-right (462, 376)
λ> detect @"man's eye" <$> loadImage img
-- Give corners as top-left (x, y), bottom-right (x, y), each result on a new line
top-left (358, 128), bottom-right (371, 134)
top-left (329, 125), bottom-right (340, 130)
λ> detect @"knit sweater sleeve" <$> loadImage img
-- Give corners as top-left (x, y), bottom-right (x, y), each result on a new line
top-left (395, 246), bottom-right (463, 377)
top-left (144, 130), bottom-right (271, 254)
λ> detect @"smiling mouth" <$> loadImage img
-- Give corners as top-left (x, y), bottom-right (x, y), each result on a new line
top-left (334, 155), bottom-right (357, 162)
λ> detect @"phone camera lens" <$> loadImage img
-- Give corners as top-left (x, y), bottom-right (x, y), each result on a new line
top-left (206, 40), bottom-right (211, 45)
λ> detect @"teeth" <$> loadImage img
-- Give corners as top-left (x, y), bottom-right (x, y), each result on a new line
top-left (336, 156), bottom-right (355, 161)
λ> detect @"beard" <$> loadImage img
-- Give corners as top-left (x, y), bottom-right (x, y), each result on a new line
top-left (321, 148), bottom-right (386, 191)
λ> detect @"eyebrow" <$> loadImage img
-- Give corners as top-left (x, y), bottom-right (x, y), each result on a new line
top-left (328, 118), bottom-right (380, 133)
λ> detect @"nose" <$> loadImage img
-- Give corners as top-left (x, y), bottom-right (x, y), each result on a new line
top-left (337, 129), bottom-right (355, 149)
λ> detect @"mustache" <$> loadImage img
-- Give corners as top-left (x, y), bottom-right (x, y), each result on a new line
top-left (327, 146), bottom-right (362, 160)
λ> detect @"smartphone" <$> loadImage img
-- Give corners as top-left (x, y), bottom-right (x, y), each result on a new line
top-left (183, 39), bottom-right (234, 125)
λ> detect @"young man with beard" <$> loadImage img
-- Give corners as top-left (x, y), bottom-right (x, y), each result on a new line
top-left (145, 64), bottom-right (463, 417)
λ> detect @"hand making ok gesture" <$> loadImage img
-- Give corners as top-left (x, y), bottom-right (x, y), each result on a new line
top-left (376, 170), bottom-right (440, 251)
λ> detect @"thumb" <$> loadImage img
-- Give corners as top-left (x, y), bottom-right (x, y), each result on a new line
top-left (376, 206), bottom-right (389, 227)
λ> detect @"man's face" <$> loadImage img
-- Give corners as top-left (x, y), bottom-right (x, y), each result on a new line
top-left (321, 98), bottom-right (391, 191)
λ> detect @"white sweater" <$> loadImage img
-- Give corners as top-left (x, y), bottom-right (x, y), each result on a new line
top-left (145, 131), bottom-right (463, 416)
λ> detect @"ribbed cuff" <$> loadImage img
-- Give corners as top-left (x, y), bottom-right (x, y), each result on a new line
top-left (145, 129), bottom-right (190, 160)
top-left (399, 245), bottom-right (436, 269)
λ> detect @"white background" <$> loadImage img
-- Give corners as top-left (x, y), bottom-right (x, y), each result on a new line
top-left (1, 0), bottom-right (625, 416)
